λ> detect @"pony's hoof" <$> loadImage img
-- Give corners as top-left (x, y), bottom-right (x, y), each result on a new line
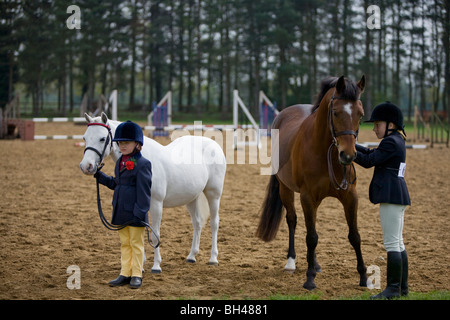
top-left (284, 257), bottom-right (296, 273)
top-left (303, 281), bottom-right (316, 291)
top-left (186, 259), bottom-right (196, 263)
top-left (151, 269), bottom-right (162, 274)
top-left (284, 269), bottom-right (295, 274)
top-left (284, 266), bottom-right (295, 274)
top-left (208, 261), bottom-right (218, 266)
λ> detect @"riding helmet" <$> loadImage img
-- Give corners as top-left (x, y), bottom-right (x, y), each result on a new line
top-left (113, 121), bottom-right (144, 146)
top-left (365, 101), bottom-right (405, 130)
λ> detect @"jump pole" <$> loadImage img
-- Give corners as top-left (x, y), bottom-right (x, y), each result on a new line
top-left (259, 91), bottom-right (279, 116)
top-left (33, 90), bottom-right (118, 123)
top-left (233, 89), bottom-right (261, 149)
top-left (144, 90), bottom-right (261, 148)
top-left (106, 89), bottom-right (118, 121)
top-left (32, 117), bottom-right (86, 123)
top-left (34, 135), bottom-right (84, 140)
top-left (31, 90), bottom-right (118, 140)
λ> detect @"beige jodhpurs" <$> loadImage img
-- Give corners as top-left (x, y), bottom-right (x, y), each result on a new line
top-left (118, 226), bottom-right (145, 278)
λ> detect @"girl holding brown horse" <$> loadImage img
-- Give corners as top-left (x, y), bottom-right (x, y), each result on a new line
top-left (257, 76), bottom-right (367, 291)
top-left (355, 101), bottom-right (410, 299)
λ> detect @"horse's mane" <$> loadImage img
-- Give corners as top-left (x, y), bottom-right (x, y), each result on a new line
top-left (312, 77), bottom-right (361, 113)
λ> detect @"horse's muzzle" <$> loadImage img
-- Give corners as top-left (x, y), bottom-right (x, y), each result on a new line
top-left (339, 151), bottom-right (356, 166)
top-left (80, 161), bottom-right (97, 175)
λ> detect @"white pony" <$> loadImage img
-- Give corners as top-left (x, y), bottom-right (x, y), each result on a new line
top-left (80, 113), bottom-right (226, 273)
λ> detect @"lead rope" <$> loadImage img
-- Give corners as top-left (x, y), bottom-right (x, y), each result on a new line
top-left (327, 143), bottom-right (357, 190)
top-left (94, 168), bottom-right (160, 249)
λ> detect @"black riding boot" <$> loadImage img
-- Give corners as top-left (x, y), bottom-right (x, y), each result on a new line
top-left (401, 250), bottom-right (409, 296)
top-left (371, 251), bottom-right (402, 300)
top-left (109, 275), bottom-right (131, 287)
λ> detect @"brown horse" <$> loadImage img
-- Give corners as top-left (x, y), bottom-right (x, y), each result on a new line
top-left (256, 75), bottom-right (368, 290)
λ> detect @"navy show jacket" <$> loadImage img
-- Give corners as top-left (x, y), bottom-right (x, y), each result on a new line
top-left (355, 132), bottom-right (411, 206)
top-left (97, 152), bottom-right (152, 227)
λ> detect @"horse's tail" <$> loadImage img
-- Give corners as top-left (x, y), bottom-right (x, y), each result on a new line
top-left (198, 192), bottom-right (210, 228)
top-left (256, 175), bottom-right (284, 242)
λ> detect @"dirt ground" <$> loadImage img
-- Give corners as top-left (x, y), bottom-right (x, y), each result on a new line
top-left (0, 121), bottom-right (448, 300)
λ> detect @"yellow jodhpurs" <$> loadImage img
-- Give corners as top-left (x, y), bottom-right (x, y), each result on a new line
top-left (118, 226), bottom-right (145, 278)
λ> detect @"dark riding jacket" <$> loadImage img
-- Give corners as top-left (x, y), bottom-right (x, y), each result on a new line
top-left (97, 152), bottom-right (152, 227)
top-left (355, 132), bottom-right (411, 206)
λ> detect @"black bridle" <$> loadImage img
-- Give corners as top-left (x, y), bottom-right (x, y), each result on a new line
top-left (84, 122), bottom-right (160, 248)
top-left (327, 94), bottom-right (359, 190)
top-left (83, 123), bottom-right (113, 172)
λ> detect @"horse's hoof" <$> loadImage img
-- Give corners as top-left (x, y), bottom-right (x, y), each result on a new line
top-left (303, 281), bottom-right (316, 291)
top-left (208, 261), bottom-right (218, 266)
top-left (284, 257), bottom-right (296, 273)
top-left (151, 269), bottom-right (162, 274)
top-left (284, 268), bottom-right (295, 274)
top-left (186, 259), bottom-right (196, 263)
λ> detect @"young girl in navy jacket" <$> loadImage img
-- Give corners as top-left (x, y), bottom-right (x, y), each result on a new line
top-left (355, 102), bottom-right (410, 299)
top-left (96, 121), bottom-right (152, 289)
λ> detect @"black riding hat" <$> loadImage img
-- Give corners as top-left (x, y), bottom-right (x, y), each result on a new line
top-left (365, 101), bottom-right (404, 129)
top-left (113, 121), bottom-right (144, 146)
top-left (365, 101), bottom-right (406, 138)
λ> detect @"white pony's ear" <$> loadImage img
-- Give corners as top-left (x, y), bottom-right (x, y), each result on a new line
top-left (85, 113), bottom-right (93, 123)
top-left (101, 112), bottom-right (109, 124)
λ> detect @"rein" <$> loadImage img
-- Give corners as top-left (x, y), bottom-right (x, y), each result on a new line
top-left (94, 171), bottom-right (160, 248)
top-left (327, 94), bottom-right (358, 190)
top-left (85, 122), bottom-right (160, 248)
top-left (327, 144), bottom-right (356, 190)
